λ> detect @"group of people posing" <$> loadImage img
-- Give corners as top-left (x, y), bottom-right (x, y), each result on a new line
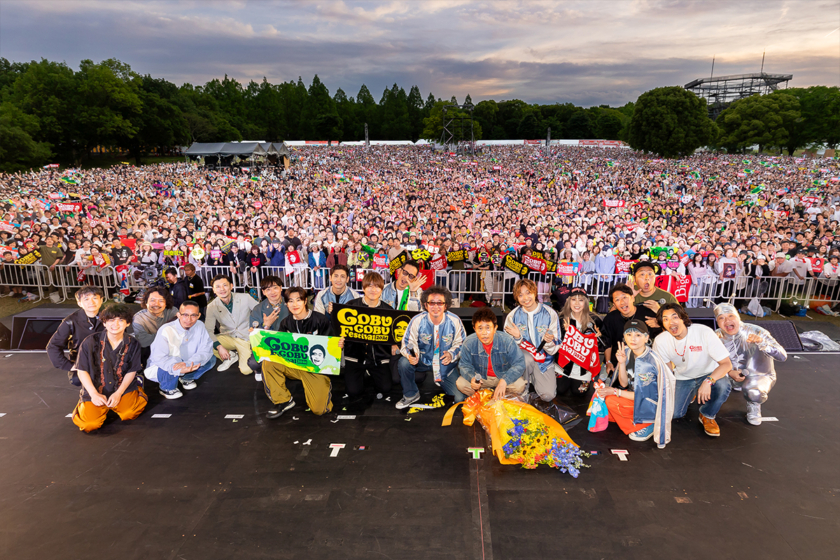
top-left (47, 258), bottom-right (785, 451)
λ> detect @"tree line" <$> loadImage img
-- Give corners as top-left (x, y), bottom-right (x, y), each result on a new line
top-left (0, 57), bottom-right (837, 171)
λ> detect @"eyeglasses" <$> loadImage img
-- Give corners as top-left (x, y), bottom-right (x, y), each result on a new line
top-left (426, 301), bottom-right (446, 307)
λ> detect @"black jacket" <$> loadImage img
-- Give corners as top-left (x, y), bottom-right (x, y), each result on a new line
top-left (341, 297), bottom-right (395, 366)
top-left (170, 277), bottom-right (190, 309)
top-left (47, 309), bottom-right (105, 376)
top-left (279, 310), bottom-right (331, 336)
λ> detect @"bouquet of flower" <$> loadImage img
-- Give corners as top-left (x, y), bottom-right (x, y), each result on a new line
top-left (446, 389), bottom-right (589, 475)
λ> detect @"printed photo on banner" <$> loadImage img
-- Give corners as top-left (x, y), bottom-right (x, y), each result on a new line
top-left (249, 329), bottom-right (341, 375)
top-left (331, 303), bottom-right (419, 345)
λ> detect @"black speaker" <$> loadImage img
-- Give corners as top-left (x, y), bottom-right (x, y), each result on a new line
top-left (743, 320), bottom-right (803, 352)
top-left (686, 307), bottom-right (717, 331)
top-left (11, 308), bottom-right (75, 350)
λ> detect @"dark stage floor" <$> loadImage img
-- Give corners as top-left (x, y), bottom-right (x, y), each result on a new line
top-left (0, 353), bottom-right (838, 560)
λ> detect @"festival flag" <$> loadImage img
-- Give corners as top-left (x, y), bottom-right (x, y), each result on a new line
top-left (60, 177), bottom-right (78, 185)
top-left (250, 177), bottom-right (260, 182)
top-left (743, 169), bottom-right (753, 174)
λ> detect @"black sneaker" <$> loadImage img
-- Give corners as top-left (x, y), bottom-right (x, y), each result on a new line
top-left (266, 399), bottom-right (295, 419)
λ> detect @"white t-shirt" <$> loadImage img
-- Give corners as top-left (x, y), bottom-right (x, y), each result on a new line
top-left (652, 324), bottom-right (729, 381)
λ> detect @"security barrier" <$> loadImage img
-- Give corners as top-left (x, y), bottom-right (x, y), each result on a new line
top-left (8, 261), bottom-right (840, 315)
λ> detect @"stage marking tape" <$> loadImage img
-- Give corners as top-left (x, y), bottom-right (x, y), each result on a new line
top-left (151, 414), bottom-right (171, 419)
top-left (467, 447), bottom-right (485, 459)
top-left (303, 439), bottom-right (312, 445)
top-left (611, 449), bottom-right (629, 461)
top-left (225, 414), bottom-right (244, 419)
top-left (336, 415), bottom-right (356, 420)
top-left (0, 413), bottom-right (5, 417)
top-left (759, 417), bottom-right (778, 422)
top-left (65, 413), bottom-right (72, 417)
top-left (329, 443), bottom-right (346, 457)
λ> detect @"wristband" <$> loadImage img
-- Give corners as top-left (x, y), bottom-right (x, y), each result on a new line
top-left (705, 377), bottom-right (715, 385)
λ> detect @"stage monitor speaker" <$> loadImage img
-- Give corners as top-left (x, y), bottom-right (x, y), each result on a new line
top-left (687, 307), bottom-right (717, 331)
top-left (451, 306), bottom-right (507, 335)
top-left (11, 308), bottom-right (75, 350)
top-left (743, 320), bottom-right (803, 352)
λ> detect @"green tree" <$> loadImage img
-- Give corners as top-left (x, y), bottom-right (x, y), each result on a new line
top-left (421, 101), bottom-right (482, 143)
top-left (517, 112), bottom-right (542, 139)
top-left (565, 112), bottom-right (595, 139)
top-left (0, 102), bottom-right (52, 171)
top-left (628, 86), bottom-right (712, 157)
top-left (716, 91), bottom-right (800, 153)
top-left (596, 112), bottom-right (623, 140)
top-left (784, 86), bottom-right (840, 151)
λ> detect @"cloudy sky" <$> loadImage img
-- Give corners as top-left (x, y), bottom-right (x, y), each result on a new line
top-left (1, 0), bottom-right (838, 106)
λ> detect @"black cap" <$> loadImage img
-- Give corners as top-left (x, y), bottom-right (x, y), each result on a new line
top-left (623, 319), bottom-right (649, 335)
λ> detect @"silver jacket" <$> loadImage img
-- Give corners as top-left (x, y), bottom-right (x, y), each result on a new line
top-left (716, 323), bottom-right (786, 404)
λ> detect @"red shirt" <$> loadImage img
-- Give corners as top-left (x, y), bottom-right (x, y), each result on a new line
top-left (482, 341), bottom-right (496, 377)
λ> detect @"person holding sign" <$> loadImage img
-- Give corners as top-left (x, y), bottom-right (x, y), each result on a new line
top-left (396, 285), bottom-right (467, 409)
top-left (342, 272), bottom-right (397, 411)
top-left (146, 301), bottom-right (216, 399)
top-left (246, 275), bottom-right (289, 381)
top-left (313, 265), bottom-right (359, 319)
top-left (457, 307), bottom-right (527, 400)
top-left (503, 279), bottom-right (561, 403)
top-left (595, 319), bottom-right (676, 447)
top-left (557, 287), bottom-right (604, 396)
top-left (261, 287), bottom-right (337, 418)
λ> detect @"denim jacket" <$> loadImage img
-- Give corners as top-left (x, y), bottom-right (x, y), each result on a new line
top-left (400, 311), bottom-right (466, 377)
top-left (622, 346), bottom-right (676, 446)
top-left (458, 331), bottom-right (526, 385)
top-left (503, 303), bottom-right (560, 374)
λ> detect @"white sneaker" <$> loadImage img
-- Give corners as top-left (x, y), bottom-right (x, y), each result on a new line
top-left (179, 377), bottom-right (197, 391)
top-left (217, 352), bottom-right (239, 372)
top-left (255, 373), bottom-right (263, 382)
top-left (159, 387), bottom-right (183, 399)
top-left (746, 402), bottom-right (762, 425)
top-left (395, 393), bottom-right (421, 410)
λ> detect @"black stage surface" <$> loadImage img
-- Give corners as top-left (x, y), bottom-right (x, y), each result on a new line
top-left (0, 353), bottom-right (838, 560)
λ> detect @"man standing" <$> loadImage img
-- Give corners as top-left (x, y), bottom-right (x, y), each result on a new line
top-left (503, 278), bottom-right (560, 402)
top-left (261, 287), bottom-right (336, 418)
top-left (457, 307), bottom-right (527, 400)
top-left (652, 303), bottom-right (733, 437)
top-left (205, 274), bottom-right (259, 374)
top-left (47, 286), bottom-right (106, 386)
top-left (165, 267), bottom-right (189, 309)
top-left (132, 286), bottom-right (177, 366)
top-left (146, 301), bottom-right (216, 399)
top-left (182, 263), bottom-right (208, 316)
top-left (714, 303), bottom-right (786, 425)
top-left (71, 304), bottom-right (147, 432)
top-left (313, 265), bottom-right (359, 319)
top-left (396, 285), bottom-right (466, 408)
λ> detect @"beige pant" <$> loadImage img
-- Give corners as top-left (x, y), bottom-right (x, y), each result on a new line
top-left (262, 362), bottom-right (333, 415)
top-left (214, 334), bottom-right (254, 374)
top-left (456, 375), bottom-right (527, 398)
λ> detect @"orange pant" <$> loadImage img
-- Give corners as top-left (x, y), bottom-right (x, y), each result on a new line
top-left (72, 388), bottom-right (148, 432)
top-left (604, 395), bottom-right (650, 435)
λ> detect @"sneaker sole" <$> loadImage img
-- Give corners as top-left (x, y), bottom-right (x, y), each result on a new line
top-left (629, 432), bottom-right (654, 442)
top-left (180, 383), bottom-right (197, 391)
top-left (159, 391), bottom-right (183, 399)
top-left (266, 401), bottom-right (295, 418)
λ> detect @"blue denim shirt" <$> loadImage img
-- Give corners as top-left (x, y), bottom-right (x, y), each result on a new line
top-left (458, 331), bottom-right (526, 385)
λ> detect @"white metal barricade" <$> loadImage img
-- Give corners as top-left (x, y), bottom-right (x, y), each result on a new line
top-left (52, 264), bottom-right (116, 301)
top-left (0, 262), bottom-right (47, 300)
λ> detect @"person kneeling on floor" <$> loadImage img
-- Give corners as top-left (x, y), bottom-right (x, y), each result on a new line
top-left (596, 320), bottom-right (676, 448)
top-left (70, 304), bottom-right (147, 432)
top-left (714, 303), bottom-right (786, 426)
top-left (652, 303), bottom-right (733, 437)
top-left (146, 300), bottom-right (216, 399)
top-left (457, 307), bottom-right (527, 400)
top-left (262, 287), bottom-right (340, 418)
top-left (396, 285), bottom-right (467, 409)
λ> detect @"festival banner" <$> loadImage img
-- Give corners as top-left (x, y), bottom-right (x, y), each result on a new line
top-left (521, 254), bottom-right (547, 274)
top-left (0, 221), bottom-right (16, 233)
top-left (655, 275), bottom-right (691, 303)
top-left (331, 304), bottom-right (419, 345)
top-left (389, 250), bottom-right (409, 274)
top-left (429, 253), bottom-right (448, 271)
top-left (249, 329), bottom-right (341, 375)
top-left (411, 248), bottom-right (431, 262)
top-left (14, 250), bottom-right (41, 265)
top-left (372, 254), bottom-right (388, 268)
top-left (0, 245), bottom-right (19, 258)
top-left (502, 254), bottom-right (529, 276)
top-left (56, 202), bottom-right (82, 213)
top-left (446, 249), bottom-right (467, 263)
top-left (556, 324), bottom-right (600, 376)
top-left (603, 199), bottom-right (626, 208)
top-left (555, 261), bottom-right (580, 276)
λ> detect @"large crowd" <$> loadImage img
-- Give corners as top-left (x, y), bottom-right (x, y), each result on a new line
top-left (1, 144), bottom-right (836, 441)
